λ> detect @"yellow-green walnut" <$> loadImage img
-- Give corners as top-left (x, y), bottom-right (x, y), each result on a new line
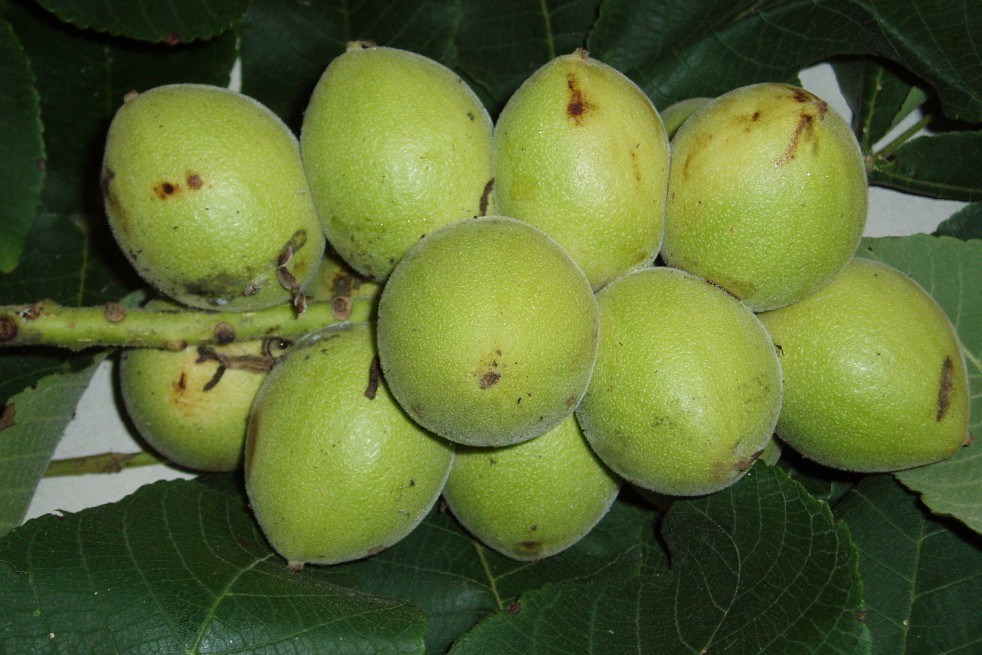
top-left (443, 414), bottom-right (620, 561)
top-left (301, 43), bottom-right (494, 281)
top-left (758, 258), bottom-right (971, 472)
top-left (663, 83), bottom-right (867, 311)
top-left (576, 267), bottom-right (783, 496)
top-left (377, 216), bottom-right (599, 448)
top-left (492, 49), bottom-right (670, 290)
top-left (120, 338), bottom-right (274, 472)
top-left (102, 84), bottom-right (325, 310)
top-left (245, 323), bottom-right (454, 568)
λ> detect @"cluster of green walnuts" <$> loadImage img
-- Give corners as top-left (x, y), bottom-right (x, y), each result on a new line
top-left (102, 43), bottom-right (972, 568)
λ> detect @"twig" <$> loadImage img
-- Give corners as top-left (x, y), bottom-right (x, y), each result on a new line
top-left (0, 299), bottom-right (371, 351)
top-left (44, 451), bottom-right (164, 477)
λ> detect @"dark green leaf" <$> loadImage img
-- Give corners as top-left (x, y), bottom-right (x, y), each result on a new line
top-left (779, 446), bottom-right (864, 507)
top-left (835, 476), bottom-right (982, 655)
top-left (451, 465), bottom-right (870, 654)
top-left (35, 0), bottom-right (247, 43)
top-left (589, 0), bottom-right (982, 123)
top-left (857, 236), bottom-right (982, 534)
top-left (239, 0), bottom-right (600, 130)
top-left (868, 132), bottom-right (982, 201)
top-left (238, 0), bottom-right (347, 131)
top-left (0, 17), bottom-right (44, 274)
top-left (0, 472), bottom-right (656, 654)
top-left (449, 523), bottom-right (664, 654)
top-left (0, 355), bottom-right (102, 538)
top-left (934, 202), bottom-right (982, 240)
top-left (0, 478), bottom-right (427, 654)
top-left (351, 500), bottom-right (656, 654)
top-left (832, 57), bottom-right (928, 152)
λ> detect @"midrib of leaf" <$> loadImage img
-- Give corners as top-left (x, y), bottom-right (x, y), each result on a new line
top-left (539, 0), bottom-right (556, 60)
top-left (860, 64), bottom-right (890, 152)
top-left (854, 484), bottom-right (920, 654)
top-left (176, 486), bottom-right (277, 654)
top-left (473, 542), bottom-right (506, 609)
top-left (897, 524), bottom-right (925, 655)
top-left (121, 498), bottom-right (182, 648)
top-left (187, 554), bottom-right (274, 653)
top-left (688, 503), bottom-right (743, 654)
top-left (872, 166), bottom-right (981, 200)
top-left (76, 512), bottom-right (123, 654)
top-left (962, 344), bottom-right (982, 374)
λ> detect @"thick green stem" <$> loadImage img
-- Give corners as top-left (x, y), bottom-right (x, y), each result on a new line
top-left (0, 298), bottom-right (370, 351)
top-left (44, 451), bottom-right (164, 476)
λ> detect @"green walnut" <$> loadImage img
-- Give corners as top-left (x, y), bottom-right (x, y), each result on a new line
top-left (376, 216), bottom-right (599, 448)
top-left (119, 336), bottom-right (276, 472)
top-left (576, 267), bottom-right (783, 496)
top-left (301, 42), bottom-right (494, 281)
top-left (443, 414), bottom-right (620, 561)
top-left (758, 258), bottom-right (971, 472)
top-left (492, 49), bottom-right (670, 290)
top-left (663, 83), bottom-right (868, 311)
top-left (101, 84), bottom-right (325, 311)
top-left (245, 323), bottom-right (454, 568)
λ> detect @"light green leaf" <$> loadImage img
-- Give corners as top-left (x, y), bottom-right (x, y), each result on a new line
top-left (857, 236), bottom-right (982, 534)
top-left (0, 356), bottom-right (102, 537)
top-left (934, 203), bottom-right (982, 240)
top-left (835, 475), bottom-right (982, 655)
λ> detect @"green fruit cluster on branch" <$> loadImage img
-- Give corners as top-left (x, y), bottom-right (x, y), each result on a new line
top-left (97, 44), bottom-right (971, 568)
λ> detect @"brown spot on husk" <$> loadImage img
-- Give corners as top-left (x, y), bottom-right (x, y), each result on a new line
top-left (186, 173), bottom-right (203, 189)
top-left (155, 181), bottom-right (178, 199)
top-left (0, 403), bottom-right (15, 430)
top-left (566, 73), bottom-right (592, 125)
top-left (518, 540), bottom-right (542, 553)
top-left (175, 372), bottom-right (187, 392)
top-left (937, 356), bottom-right (954, 421)
top-left (365, 355), bottom-right (383, 400)
top-left (479, 178), bottom-right (494, 216)
top-left (775, 92), bottom-right (828, 167)
top-left (480, 371), bottom-right (501, 389)
top-left (630, 146), bottom-right (642, 182)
